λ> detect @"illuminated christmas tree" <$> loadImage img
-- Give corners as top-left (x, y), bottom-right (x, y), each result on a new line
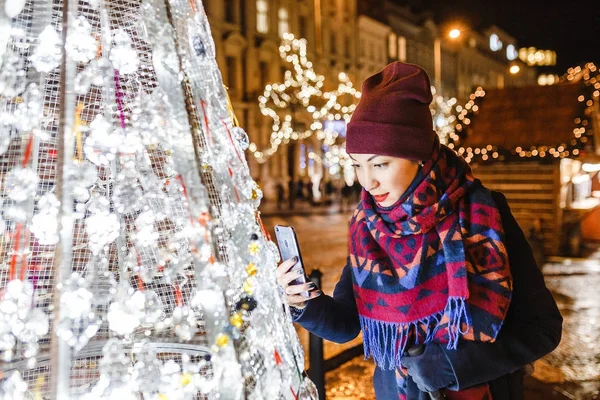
top-left (0, 0), bottom-right (316, 398)
top-left (250, 33), bottom-right (360, 168)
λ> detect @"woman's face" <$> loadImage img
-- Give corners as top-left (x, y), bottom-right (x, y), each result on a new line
top-left (349, 153), bottom-right (420, 207)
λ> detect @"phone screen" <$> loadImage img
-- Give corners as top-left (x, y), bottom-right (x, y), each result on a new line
top-left (274, 225), bottom-right (307, 288)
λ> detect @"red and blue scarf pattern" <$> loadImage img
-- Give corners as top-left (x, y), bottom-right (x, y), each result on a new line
top-left (349, 139), bottom-right (512, 398)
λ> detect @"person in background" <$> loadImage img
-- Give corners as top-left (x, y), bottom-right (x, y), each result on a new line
top-left (276, 61), bottom-right (562, 399)
top-left (276, 180), bottom-right (286, 210)
top-left (340, 181), bottom-right (353, 212)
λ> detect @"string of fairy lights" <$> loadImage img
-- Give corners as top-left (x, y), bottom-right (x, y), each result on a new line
top-left (251, 36), bottom-right (597, 168)
top-left (249, 32), bottom-right (361, 164)
top-left (449, 62), bottom-right (598, 164)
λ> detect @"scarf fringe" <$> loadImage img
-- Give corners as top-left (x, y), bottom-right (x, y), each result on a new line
top-left (360, 296), bottom-right (471, 370)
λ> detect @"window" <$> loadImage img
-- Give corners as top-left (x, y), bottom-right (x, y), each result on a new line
top-left (224, 0), bottom-right (235, 23)
top-left (489, 34), bottom-right (503, 51)
top-left (506, 44), bottom-right (518, 60)
top-left (226, 56), bottom-right (237, 92)
top-left (345, 35), bottom-right (351, 57)
top-left (259, 61), bottom-right (270, 87)
top-left (388, 32), bottom-right (397, 59)
top-left (278, 7), bottom-right (289, 38)
top-left (330, 32), bottom-right (336, 54)
top-left (398, 36), bottom-right (406, 61)
top-left (298, 15), bottom-right (307, 39)
top-left (257, 0), bottom-right (268, 33)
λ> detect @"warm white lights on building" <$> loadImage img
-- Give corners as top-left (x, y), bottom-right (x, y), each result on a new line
top-left (518, 47), bottom-right (557, 66)
top-left (538, 74), bottom-right (559, 86)
top-left (509, 65), bottom-right (520, 74)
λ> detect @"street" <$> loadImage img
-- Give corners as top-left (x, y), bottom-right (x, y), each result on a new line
top-left (263, 209), bottom-right (600, 400)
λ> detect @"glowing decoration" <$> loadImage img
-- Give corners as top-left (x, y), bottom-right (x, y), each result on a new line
top-left (30, 25), bottom-right (62, 73)
top-left (4, 0), bottom-right (27, 18)
top-left (0, 0), bottom-right (315, 398)
top-left (538, 74), bottom-right (559, 86)
top-left (506, 44), bottom-right (518, 61)
top-left (449, 62), bottom-right (598, 163)
top-left (65, 16), bottom-right (98, 63)
top-left (518, 47), bottom-right (557, 66)
top-left (430, 86), bottom-right (458, 146)
top-left (489, 34), bottom-right (502, 51)
top-left (251, 33), bottom-right (360, 163)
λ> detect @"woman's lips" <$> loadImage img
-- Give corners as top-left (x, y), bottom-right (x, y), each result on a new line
top-left (373, 193), bottom-right (389, 203)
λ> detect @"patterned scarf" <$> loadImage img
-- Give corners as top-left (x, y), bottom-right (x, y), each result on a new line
top-left (349, 139), bottom-right (512, 399)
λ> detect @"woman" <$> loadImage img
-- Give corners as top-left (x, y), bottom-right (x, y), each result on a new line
top-left (276, 62), bottom-right (562, 399)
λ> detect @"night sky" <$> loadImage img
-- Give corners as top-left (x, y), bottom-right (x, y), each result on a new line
top-left (404, 0), bottom-right (600, 75)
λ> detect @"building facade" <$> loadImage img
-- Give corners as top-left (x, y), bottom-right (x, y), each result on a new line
top-left (357, 1), bottom-right (537, 102)
top-left (204, 0), bottom-right (539, 199)
top-left (204, 0), bottom-right (359, 199)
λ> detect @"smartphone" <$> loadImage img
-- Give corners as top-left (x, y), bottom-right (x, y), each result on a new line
top-left (274, 225), bottom-right (309, 294)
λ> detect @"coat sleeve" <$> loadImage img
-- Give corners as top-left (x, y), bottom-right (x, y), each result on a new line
top-left (442, 191), bottom-right (563, 390)
top-left (292, 259), bottom-right (361, 343)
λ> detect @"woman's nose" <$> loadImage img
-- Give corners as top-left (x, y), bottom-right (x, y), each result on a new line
top-left (363, 172), bottom-right (378, 192)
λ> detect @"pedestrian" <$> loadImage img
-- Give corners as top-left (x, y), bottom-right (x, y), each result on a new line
top-left (324, 179), bottom-right (335, 205)
top-left (295, 179), bottom-right (305, 202)
top-left (306, 179), bottom-right (314, 205)
top-left (340, 181), bottom-right (353, 212)
top-left (276, 62), bottom-right (562, 399)
top-left (288, 179), bottom-right (296, 210)
top-left (276, 181), bottom-right (286, 210)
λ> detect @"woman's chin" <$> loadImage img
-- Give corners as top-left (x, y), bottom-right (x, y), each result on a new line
top-left (377, 197), bottom-right (397, 207)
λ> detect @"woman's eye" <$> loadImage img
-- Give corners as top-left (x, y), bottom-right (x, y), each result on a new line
top-left (352, 164), bottom-right (360, 168)
top-left (374, 163), bottom-right (388, 169)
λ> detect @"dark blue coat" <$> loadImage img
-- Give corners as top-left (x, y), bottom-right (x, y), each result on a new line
top-left (293, 191), bottom-right (562, 399)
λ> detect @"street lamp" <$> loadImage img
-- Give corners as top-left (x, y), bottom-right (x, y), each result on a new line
top-left (449, 29), bottom-right (461, 39)
top-left (434, 37), bottom-right (442, 91)
top-left (434, 27), bottom-right (463, 94)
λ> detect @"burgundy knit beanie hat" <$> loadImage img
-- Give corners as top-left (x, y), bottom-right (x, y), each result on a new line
top-left (346, 62), bottom-right (436, 161)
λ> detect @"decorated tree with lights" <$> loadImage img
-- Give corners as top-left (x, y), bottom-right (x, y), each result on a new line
top-left (0, 0), bottom-right (316, 399)
top-left (250, 33), bottom-right (360, 171)
top-left (429, 86), bottom-right (459, 146)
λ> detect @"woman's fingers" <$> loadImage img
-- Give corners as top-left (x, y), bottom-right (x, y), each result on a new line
top-left (276, 257), bottom-right (322, 308)
top-left (285, 281), bottom-right (322, 304)
top-left (286, 283), bottom-right (322, 297)
top-left (276, 257), bottom-right (298, 280)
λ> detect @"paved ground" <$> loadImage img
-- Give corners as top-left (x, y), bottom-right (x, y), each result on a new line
top-left (261, 201), bottom-right (600, 400)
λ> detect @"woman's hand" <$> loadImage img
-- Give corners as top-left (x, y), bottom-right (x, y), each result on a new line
top-left (276, 256), bottom-right (322, 309)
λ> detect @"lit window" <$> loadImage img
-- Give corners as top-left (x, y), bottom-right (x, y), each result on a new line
top-left (388, 32), bottom-right (397, 59)
top-left (278, 7), bottom-right (289, 38)
top-left (398, 36), bottom-right (406, 61)
top-left (489, 34), bottom-right (503, 51)
top-left (257, 0), bottom-right (268, 33)
top-left (506, 44), bottom-right (518, 60)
